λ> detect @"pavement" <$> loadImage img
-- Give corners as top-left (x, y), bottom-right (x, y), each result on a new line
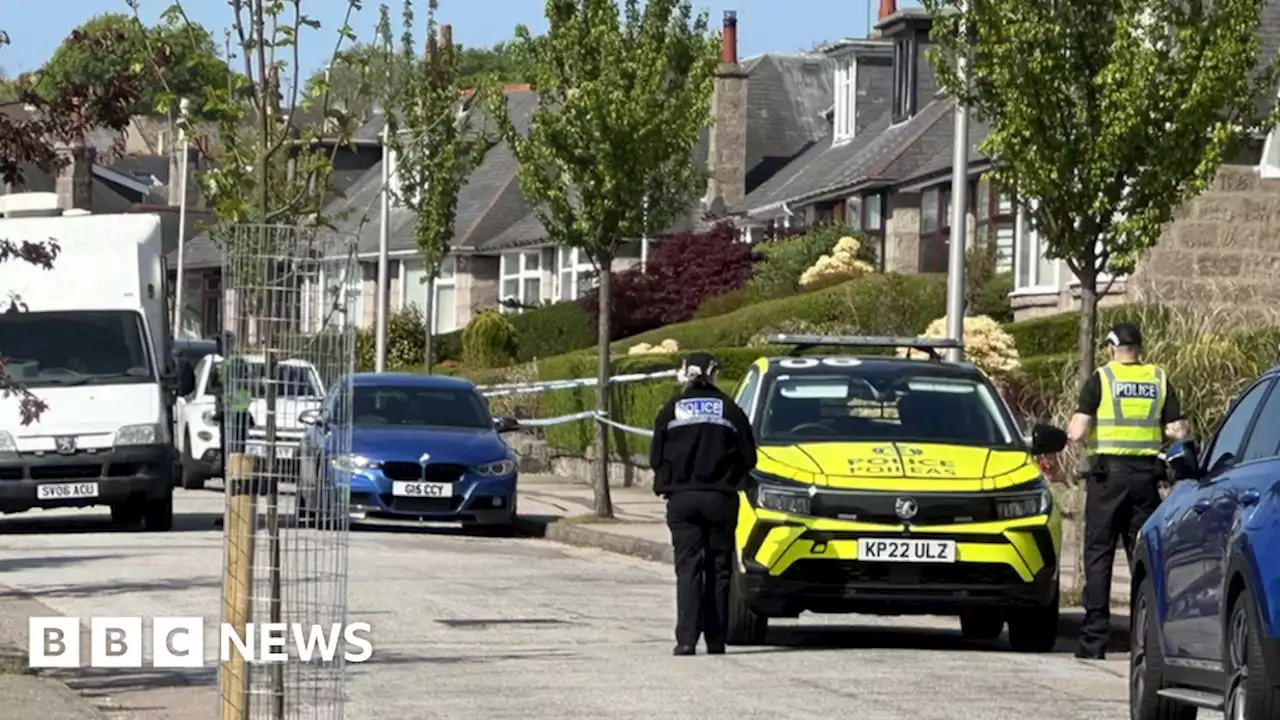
top-left (0, 477), bottom-right (1147, 720)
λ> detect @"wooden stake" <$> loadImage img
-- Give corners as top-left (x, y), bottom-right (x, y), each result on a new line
top-left (220, 451), bottom-right (256, 720)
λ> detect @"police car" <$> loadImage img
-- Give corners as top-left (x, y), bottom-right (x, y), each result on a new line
top-left (726, 334), bottom-right (1069, 651)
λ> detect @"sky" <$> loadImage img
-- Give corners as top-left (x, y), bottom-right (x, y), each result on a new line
top-left (1, 0), bottom-right (913, 78)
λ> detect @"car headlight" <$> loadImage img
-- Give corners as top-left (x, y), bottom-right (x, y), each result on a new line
top-left (472, 459), bottom-right (517, 477)
top-left (329, 454), bottom-right (379, 473)
top-left (753, 474), bottom-right (813, 516)
top-left (114, 423), bottom-right (160, 446)
top-left (995, 479), bottom-right (1053, 520)
top-left (201, 409), bottom-right (216, 426)
top-left (0, 431), bottom-right (16, 453)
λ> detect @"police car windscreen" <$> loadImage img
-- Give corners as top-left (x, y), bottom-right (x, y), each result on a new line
top-left (760, 371), bottom-right (1015, 448)
top-left (349, 386), bottom-right (491, 430)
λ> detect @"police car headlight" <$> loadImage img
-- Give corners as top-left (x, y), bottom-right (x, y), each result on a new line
top-left (330, 454), bottom-right (379, 473)
top-left (472, 460), bottom-right (516, 477)
top-left (753, 474), bottom-right (812, 516)
top-left (114, 423), bottom-right (160, 446)
top-left (995, 479), bottom-right (1052, 520)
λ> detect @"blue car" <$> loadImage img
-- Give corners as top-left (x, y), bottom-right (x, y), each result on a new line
top-left (1130, 366), bottom-right (1280, 720)
top-left (295, 373), bottom-right (522, 532)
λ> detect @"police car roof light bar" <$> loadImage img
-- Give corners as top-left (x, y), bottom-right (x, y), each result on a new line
top-left (765, 333), bottom-right (964, 361)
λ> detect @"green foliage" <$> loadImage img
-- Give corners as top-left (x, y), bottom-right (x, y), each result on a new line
top-left (1004, 305), bottom-right (1173, 359)
top-left (694, 288), bottom-right (751, 319)
top-left (462, 311), bottom-right (518, 368)
top-left (925, 0), bottom-right (1278, 382)
top-left (972, 273), bottom-right (1014, 323)
top-left (355, 306), bottom-right (446, 371)
top-left (378, 0), bottom-right (493, 365)
top-left (746, 224), bottom-right (853, 301)
top-left (32, 12), bottom-right (229, 121)
top-left (618, 273), bottom-right (948, 350)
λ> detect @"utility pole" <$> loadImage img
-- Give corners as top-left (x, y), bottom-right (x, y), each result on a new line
top-left (944, 6), bottom-right (971, 364)
top-left (374, 123), bottom-right (391, 371)
top-left (173, 98), bottom-right (191, 337)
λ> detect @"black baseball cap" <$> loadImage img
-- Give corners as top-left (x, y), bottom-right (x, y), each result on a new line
top-left (1105, 323), bottom-right (1142, 347)
top-left (682, 352), bottom-right (717, 377)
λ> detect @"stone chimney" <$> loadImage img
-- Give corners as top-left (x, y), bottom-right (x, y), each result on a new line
top-left (705, 10), bottom-right (748, 213)
top-left (55, 141), bottom-right (95, 212)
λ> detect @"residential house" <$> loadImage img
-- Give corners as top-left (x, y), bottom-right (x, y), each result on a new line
top-left (739, 0), bottom-right (1280, 322)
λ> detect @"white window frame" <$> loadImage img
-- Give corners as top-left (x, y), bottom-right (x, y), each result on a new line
top-left (1011, 201), bottom-right (1062, 294)
top-left (554, 247), bottom-right (595, 301)
top-left (400, 255), bottom-right (458, 333)
top-left (833, 57), bottom-right (857, 143)
top-left (499, 250), bottom-right (542, 311)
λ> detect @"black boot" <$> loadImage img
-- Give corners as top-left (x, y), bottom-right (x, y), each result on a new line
top-left (673, 644), bottom-right (696, 656)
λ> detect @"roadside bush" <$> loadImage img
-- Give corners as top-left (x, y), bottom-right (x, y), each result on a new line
top-left (694, 288), bottom-right (750, 319)
top-left (583, 222), bottom-right (757, 340)
top-left (618, 273), bottom-right (947, 351)
top-left (745, 223), bottom-right (859, 302)
top-left (437, 300), bottom-right (594, 365)
top-left (462, 311), bottom-right (518, 368)
top-left (903, 314), bottom-right (1020, 382)
top-left (354, 306), bottom-right (456, 371)
top-left (1004, 304), bottom-right (1173, 358)
top-left (973, 272), bottom-right (1013, 323)
top-left (799, 236), bottom-right (875, 288)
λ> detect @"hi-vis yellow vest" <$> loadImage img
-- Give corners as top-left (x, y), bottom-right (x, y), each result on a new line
top-left (1091, 362), bottom-right (1167, 456)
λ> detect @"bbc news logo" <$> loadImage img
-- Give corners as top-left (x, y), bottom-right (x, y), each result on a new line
top-left (28, 617), bottom-right (373, 668)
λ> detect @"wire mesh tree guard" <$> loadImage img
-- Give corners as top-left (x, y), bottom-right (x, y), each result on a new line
top-left (217, 223), bottom-right (358, 720)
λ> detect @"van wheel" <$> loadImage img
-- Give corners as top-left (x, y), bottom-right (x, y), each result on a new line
top-left (144, 491), bottom-right (174, 531)
top-left (1224, 588), bottom-right (1280, 720)
top-left (1007, 589), bottom-right (1059, 652)
top-left (180, 434), bottom-right (206, 490)
top-left (725, 557), bottom-right (767, 646)
top-left (1131, 574), bottom-right (1196, 720)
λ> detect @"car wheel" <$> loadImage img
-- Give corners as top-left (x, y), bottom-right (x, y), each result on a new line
top-left (725, 553), bottom-right (768, 646)
top-left (143, 491), bottom-right (174, 532)
top-left (1130, 574), bottom-right (1195, 720)
top-left (180, 433), bottom-right (206, 490)
top-left (1224, 588), bottom-right (1280, 720)
top-left (960, 610), bottom-right (1004, 641)
top-left (1007, 587), bottom-right (1059, 653)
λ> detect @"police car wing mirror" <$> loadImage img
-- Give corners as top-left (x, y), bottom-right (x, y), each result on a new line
top-left (1029, 423), bottom-right (1068, 455)
top-left (298, 409), bottom-right (323, 427)
top-left (1165, 441), bottom-right (1202, 481)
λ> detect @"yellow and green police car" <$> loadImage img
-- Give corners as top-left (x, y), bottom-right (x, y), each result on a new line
top-left (726, 334), bottom-right (1069, 652)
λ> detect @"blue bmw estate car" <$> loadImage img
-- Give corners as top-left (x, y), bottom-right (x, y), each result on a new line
top-left (1130, 366), bottom-right (1280, 720)
top-left (295, 373), bottom-right (521, 532)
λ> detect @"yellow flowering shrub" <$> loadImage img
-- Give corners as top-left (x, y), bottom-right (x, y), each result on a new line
top-left (899, 315), bottom-right (1021, 380)
top-left (799, 236), bottom-right (875, 288)
top-left (628, 338), bottom-right (680, 355)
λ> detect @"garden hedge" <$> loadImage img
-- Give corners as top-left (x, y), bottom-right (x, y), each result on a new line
top-left (1004, 305), bottom-right (1175, 359)
top-left (429, 300), bottom-right (595, 365)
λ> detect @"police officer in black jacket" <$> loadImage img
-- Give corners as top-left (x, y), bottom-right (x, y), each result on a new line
top-left (650, 352), bottom-right (758, 656)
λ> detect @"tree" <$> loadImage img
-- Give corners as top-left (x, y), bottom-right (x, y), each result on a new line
top-left (488, 0), bottom-right (720, 517)
top-left (0, 65), bottom-right (17, 102)
top-left (0, 28), bottom-right (158, 423)
top-left (32, 12), bottom-right (229, 122)
top-left (378, 0), bottom-right (490, 367)
top-left (924, 0), bottom-right (1278, 387)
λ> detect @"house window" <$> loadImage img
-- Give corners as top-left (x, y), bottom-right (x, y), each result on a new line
top-left (1014, 202), bottom-right (1060, 291)
top-left (500, 250), bottom-right (542, 311)
top-left (833, 57), bottom-right (857, 142)
top-left (892, 38), bottom-right (917, 123)
top-left (555, 247), bottom-right (595, 301)
top-left (919, 186), bottom-right (951, 272)
top-left (973, 177), bottom-right (1017, 274)
top-left (403, 255), bottom-right (457, 333)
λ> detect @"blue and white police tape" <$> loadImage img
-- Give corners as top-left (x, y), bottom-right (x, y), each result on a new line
top-left (477, 368), bottom-right (679, 398)
top-left (510, 410), bottom-right (655, 438)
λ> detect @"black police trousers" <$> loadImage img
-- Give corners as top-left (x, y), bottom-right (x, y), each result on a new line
top-left (1078, 456), bottom-right (1164, 654)
top-left (665, 489), bottom-right (739, 648)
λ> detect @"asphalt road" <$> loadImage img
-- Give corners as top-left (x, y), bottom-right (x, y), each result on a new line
top-left (0, 489), bottom-right (1146, 720)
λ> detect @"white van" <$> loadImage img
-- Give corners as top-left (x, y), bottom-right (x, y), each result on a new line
top-left (0, 196), bottom-right (176, 529)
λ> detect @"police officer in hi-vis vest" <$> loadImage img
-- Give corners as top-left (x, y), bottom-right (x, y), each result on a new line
top-left (1067, 323), bottom-right (1190, 659)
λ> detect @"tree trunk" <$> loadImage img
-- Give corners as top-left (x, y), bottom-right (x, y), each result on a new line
top-left (593, 254), bottom-right (615, 518)
top-left (1076, 269), bottom-right (1099, 390)
top-left (424, 276), bottom-right (435, 371)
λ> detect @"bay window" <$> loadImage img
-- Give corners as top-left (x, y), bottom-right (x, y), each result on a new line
top-left (919, 186), bottom-right (951, 273)
top-left (973, 177), bottom-right (1016, 274)
top-left (846, 193), bottom-right (886, 270)
top-left (555, 247), bottom-right (595, 301)
top-left (500, 250), bottom-right (542, 310)
top-left (1013, 202), bottom-right (1060, 292)
top-left (402, 255), bottom-right (457, 333)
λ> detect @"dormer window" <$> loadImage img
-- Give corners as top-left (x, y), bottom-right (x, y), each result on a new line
top-left (833, 57), bottom-right (857, 143)
top-left (892, 37), bottom-right (917, 123)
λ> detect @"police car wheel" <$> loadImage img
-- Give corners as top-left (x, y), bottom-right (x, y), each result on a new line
top-left (959, 610), bottom-right (1004, 641)
top-left (725, 558), bottom-right (767, 646)
top-left (1007, 593), bottom-right (1059, 653)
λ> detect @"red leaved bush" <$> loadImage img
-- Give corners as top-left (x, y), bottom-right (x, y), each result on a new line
top-left (582, 222), bottom-right (758, 340)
